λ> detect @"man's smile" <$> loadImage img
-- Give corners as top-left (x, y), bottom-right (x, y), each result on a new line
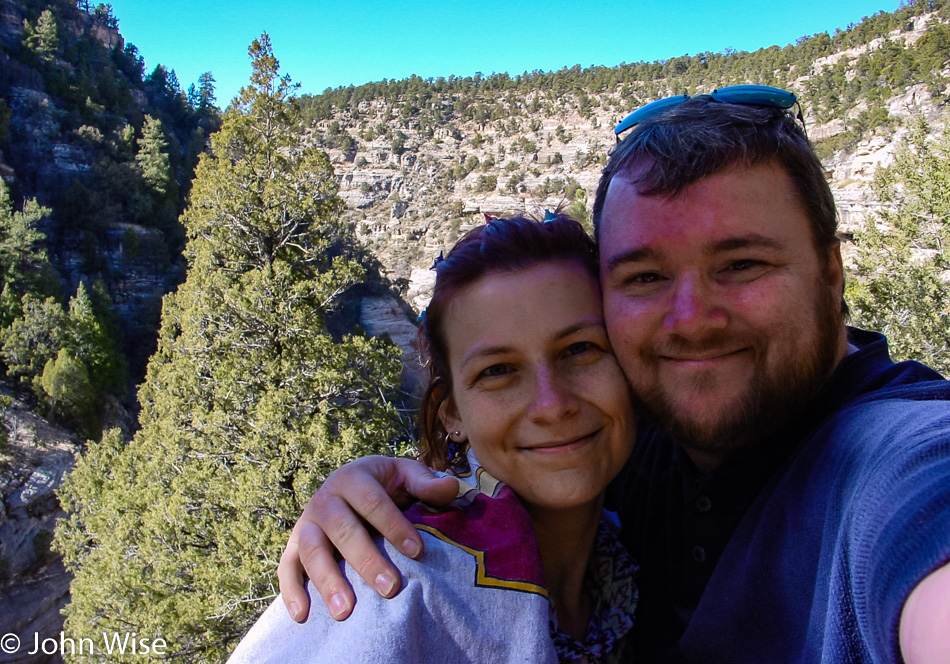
top-left (659, 347), bottom-right (751, 366)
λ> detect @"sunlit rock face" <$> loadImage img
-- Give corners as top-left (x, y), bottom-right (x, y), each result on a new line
top-left (0, 400), bottom-right (82, 656)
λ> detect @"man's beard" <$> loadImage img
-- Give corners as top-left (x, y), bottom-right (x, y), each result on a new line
top-left (629, 279), bottom-right (844, 461)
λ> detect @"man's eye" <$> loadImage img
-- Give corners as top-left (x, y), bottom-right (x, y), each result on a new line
top-left (626, 272), bottom-right (663, 284)
top-left (728, 259), bottom-right (760, 271)
top-left (720, 259), bottom-right (775, 282)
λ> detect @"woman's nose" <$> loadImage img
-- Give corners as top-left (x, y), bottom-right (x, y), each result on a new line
top-left (528, 365), bottom-right (579, 423)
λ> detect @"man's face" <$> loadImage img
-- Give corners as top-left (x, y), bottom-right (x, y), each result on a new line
top-left (598, 160), bottom-right (847, 470)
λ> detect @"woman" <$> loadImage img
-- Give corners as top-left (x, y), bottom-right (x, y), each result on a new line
top-left (228, 215), bottom-right (638, 663)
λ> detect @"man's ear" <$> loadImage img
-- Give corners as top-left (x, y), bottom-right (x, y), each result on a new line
top-left (827, 240), bottom-right (844, 288)
top-left (824, 239), bottom-right (846, 311)
top-left (438, 398), bottom-right (466, 442)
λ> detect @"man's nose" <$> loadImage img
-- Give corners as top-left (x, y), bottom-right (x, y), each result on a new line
top-left (663, 275), bottom-right (727, 338)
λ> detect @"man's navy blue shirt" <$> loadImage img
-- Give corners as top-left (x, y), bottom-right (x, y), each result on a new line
top-left (608, 328), bottom-right (950, 662)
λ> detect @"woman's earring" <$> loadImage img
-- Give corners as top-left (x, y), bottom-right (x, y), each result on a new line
top-left (452, 431), bottom-right (460, 438)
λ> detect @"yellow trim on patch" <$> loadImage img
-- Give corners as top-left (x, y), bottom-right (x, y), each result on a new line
top-left (415, 524), bottom-right (549, 598)
top-left (474, 466), bottom-right (503, 497)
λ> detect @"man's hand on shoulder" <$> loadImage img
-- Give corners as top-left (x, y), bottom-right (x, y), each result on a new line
top-left (900, 560), bottom-right (950, 663)
top-left (277, 456), bottom-right (459, 622)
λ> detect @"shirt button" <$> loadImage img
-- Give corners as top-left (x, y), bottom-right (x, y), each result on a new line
top-left (691, 546), bottom-right (707, 563)
top-left (696, 496), bottom-right (712, 512)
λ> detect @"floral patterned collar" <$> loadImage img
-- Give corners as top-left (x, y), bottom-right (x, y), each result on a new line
top-left (550, 519), bottom-right (639, 663)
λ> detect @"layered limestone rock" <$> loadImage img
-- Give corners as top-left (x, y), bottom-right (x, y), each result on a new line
top-left (358, 295), bottom-right (426, 398)
top-left (321, 104), bottom-right (940, 314)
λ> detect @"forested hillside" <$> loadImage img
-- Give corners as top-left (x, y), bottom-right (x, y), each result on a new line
top-left (1, 0), bottom-right (219, 394)
top-left (0, 0), bottom-right (948, 661)
top-left (297, 0), bottom-right (950, 314)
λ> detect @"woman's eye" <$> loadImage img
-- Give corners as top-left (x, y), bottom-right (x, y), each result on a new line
top-left (480, 364), bottom-right (511, 378)
top-left (566, 341), bottom-right (594, 356)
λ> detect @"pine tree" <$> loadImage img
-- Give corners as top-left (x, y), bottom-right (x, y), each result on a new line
top-left (0, 97), bottom-right (11, 144)
top-left (0, 181), bottom-right (59, 299)
top-left (56, 34), bottom-right (406, 662)
top-left (35, 9), bottom-right (59, 60)
top-left (192, 71), bottom-right (218, 120)
top-left (848, 117), bottom-right (950, 373)
top-left (133, 115), bottom-right (181, 243)
top-left (136, 115), bottom-right (174, 199)
top-left (22, 9), bottom-right (59, 63)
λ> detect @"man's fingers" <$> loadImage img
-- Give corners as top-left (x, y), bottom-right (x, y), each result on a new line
top-left (400, 459), bottom-right (461, 507)
top-left (339, 457), bottom-right (458, 563)
top-left (277, 526), bottom-right (313, 622)
top-left (305, 485), bottom-right (405, 600)
top-left (277, 455), bottom-right (451, 622)
top-left (291, 521), bottom-right (357, 621)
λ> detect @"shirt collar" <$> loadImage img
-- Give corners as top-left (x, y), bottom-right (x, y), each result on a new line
top-left (550, 520), bottom-right (639, 662)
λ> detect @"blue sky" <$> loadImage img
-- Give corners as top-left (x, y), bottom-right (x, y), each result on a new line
top-left (106, 1), bottom-right (900, 106)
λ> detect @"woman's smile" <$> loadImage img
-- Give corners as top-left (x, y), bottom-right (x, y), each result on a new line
top-left (518, 429), bottom-right (601, 454)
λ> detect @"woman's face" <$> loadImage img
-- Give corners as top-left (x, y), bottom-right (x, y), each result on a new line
top-left (439, 260), bottom-right (635, 514)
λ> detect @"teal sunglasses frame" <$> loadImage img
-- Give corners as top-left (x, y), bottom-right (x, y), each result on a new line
top-left (613, 84), bottom-right (803, 137)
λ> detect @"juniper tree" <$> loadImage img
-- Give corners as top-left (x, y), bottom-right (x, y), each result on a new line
top-left (0, 282), bottom-right (123, 429)
top-left (66, 281), bottom-right (127, 398)
top-left (848, 117), bottom-right (950, 373)
top-left (0, 293), bottom-right (68, 388)
top-left (56, 34), bottom-right (406, 662)
top-left (40, 347), bottom-right (96, 434)
top-left (0, 284), bottom-right (20, 329)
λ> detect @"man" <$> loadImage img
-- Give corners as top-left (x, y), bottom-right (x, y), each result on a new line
top-left (277, 90), bottom-right (950, 662)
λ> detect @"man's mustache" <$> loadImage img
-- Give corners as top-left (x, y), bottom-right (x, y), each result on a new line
top-left (648, 333), bottom-right (758, 360)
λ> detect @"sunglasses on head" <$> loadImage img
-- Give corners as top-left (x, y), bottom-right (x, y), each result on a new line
top-left (613, 84), bottom-right (804, 138)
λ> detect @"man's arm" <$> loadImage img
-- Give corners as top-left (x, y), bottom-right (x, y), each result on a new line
top-left (900, 560), bottom-right (950, 663)
top-left (277, 456), bottom-right (459, 622)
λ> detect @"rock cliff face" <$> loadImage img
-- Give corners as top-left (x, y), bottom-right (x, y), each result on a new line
top-left (358, 296), bottom-right (427, 397)
top-left (0, 392), bottom-right (134, 664)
